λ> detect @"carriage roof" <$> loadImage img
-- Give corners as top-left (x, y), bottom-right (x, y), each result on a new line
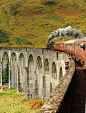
top-left (54, 41), bottom-right (64, 44)
top-left (75, 37), bottom-right (86, 42)
top-left (64, 39), bottom-right (76, 44)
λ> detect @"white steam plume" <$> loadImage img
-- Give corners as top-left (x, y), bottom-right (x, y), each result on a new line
top-left (48, 26), bottom-right (84, 42)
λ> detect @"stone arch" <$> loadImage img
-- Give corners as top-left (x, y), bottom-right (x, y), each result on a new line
top-left (28, 54), bottom-right (34, 99)
top-left (59, 67), bottom-right (63, 81)
top-left (11, 52), bottom-right (17, 88)
top-left (19, 53), bottom-right (25, 91)
top-left (52, 62), bottom-right (57, 79)
top-left (43, 58), bottom-right (50, 99)
top-left (2, 52), bottom-right (9, 84)
top-left (19, 53), bottom-right (25, 67)
top-left (3, 52), bottom-right (8, 72)
top-left (44, 58), bottom-right (49, 72)
top-left (36, 56), bottom-right (42, 69)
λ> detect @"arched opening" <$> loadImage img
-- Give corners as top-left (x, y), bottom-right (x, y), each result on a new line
top-left (29, 54), bottom-right (34, 80)
top-left (19, 53), bottom-right (25, 67)
top-left (3, 52), bottom-right (8, 72)
top-left (2, 52), bottom-right (9, 85)
top-left (19, 53), bottom-right (25, 91)
top-left (36, 56), bottom-right (42, 69)
top-left (11, 52), bottom-right (16, 88)
top-left (59, 67), bottom-right (63, 81)
top-left (28, 54), bottom-right (34, 99)
top-left (31, 94), bottom-right (32, 99)
top-left (52, 62), bottom-right (57, 79)
top-left (44, 58), bottom-right (49, 72)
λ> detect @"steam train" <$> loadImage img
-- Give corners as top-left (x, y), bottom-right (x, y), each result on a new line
top-left (46, 37), bottom-right (86, 66)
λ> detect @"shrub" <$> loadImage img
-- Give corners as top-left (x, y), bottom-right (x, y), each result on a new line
top-left (27, 99), bottom-right (41, 109)
top-left (0, 29), bottom-right (9, 43)
top-left (26, 99), bottom-right (46, 109)
top-left (14, 37), bottom-right (22, 45)
top-left (8, 43), bottom-right (13, 45)
top-left (23, 39), bottom-right (32, 45)
top-left (14, 37), bottom-right (32, 45)
top-left (33, 103), bottom-right (41, 109)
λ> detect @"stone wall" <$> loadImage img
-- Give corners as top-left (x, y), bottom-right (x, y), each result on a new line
top-left (38, 57), bottom-right (75, 113)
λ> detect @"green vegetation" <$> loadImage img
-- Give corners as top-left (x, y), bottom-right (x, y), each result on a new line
top-left (0, 88), bottom-right (46, 113)
top-left (0, 0), bottom-right (86, 47)
top-left (2, 62), bottom-right (9, 84)
top-left (0, 29), bottom-right (9, 43)
top-left (14, 37), bottom-right (32, 45)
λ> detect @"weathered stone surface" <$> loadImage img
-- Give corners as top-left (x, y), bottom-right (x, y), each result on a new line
top-left (39, 57), bottom-right (75, 113)
top-left (0, 47), bottom-right (73, 103)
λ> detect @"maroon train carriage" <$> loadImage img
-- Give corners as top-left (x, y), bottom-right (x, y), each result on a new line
top-left (64, 40), bottom-right (75, 55)
top-left (53, 42), bottom-right (65, 51)
top-left (75, 37), bottom-right (86, 64)
top-left (46, 37), bottom-right (86, 66)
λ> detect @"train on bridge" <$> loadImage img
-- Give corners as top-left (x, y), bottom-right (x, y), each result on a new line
top-left (46, 37), bottom-right (86, 66)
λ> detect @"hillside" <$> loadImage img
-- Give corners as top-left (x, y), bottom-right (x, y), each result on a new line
top-left (0, 0), bottom-right (86, 48)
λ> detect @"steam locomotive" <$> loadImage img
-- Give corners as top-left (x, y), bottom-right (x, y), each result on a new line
top-left (46, 37), bottom-right (86, 65)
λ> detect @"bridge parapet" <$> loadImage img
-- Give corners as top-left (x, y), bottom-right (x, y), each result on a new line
top-left (38, 56), bottom-right (75, 113)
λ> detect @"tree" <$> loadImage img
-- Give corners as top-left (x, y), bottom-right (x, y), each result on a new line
top-left (2, 62), bottom-right (9, 84)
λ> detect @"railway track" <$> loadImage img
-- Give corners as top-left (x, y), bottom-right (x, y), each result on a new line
top-left (56, 61), bottom-right (86, 113)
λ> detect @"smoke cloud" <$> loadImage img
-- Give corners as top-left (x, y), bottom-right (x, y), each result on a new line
top-left (48, 26), bottom-right (84, 42)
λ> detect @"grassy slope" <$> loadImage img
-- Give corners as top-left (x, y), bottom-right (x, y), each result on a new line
top-left (0, 87), bottom-right (45, 113)
top-left (0, 0), bottom-right (86, 48)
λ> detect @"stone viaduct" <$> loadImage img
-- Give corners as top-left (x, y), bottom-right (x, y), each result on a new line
top-left (0, 47), bottom-right (71, 101)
